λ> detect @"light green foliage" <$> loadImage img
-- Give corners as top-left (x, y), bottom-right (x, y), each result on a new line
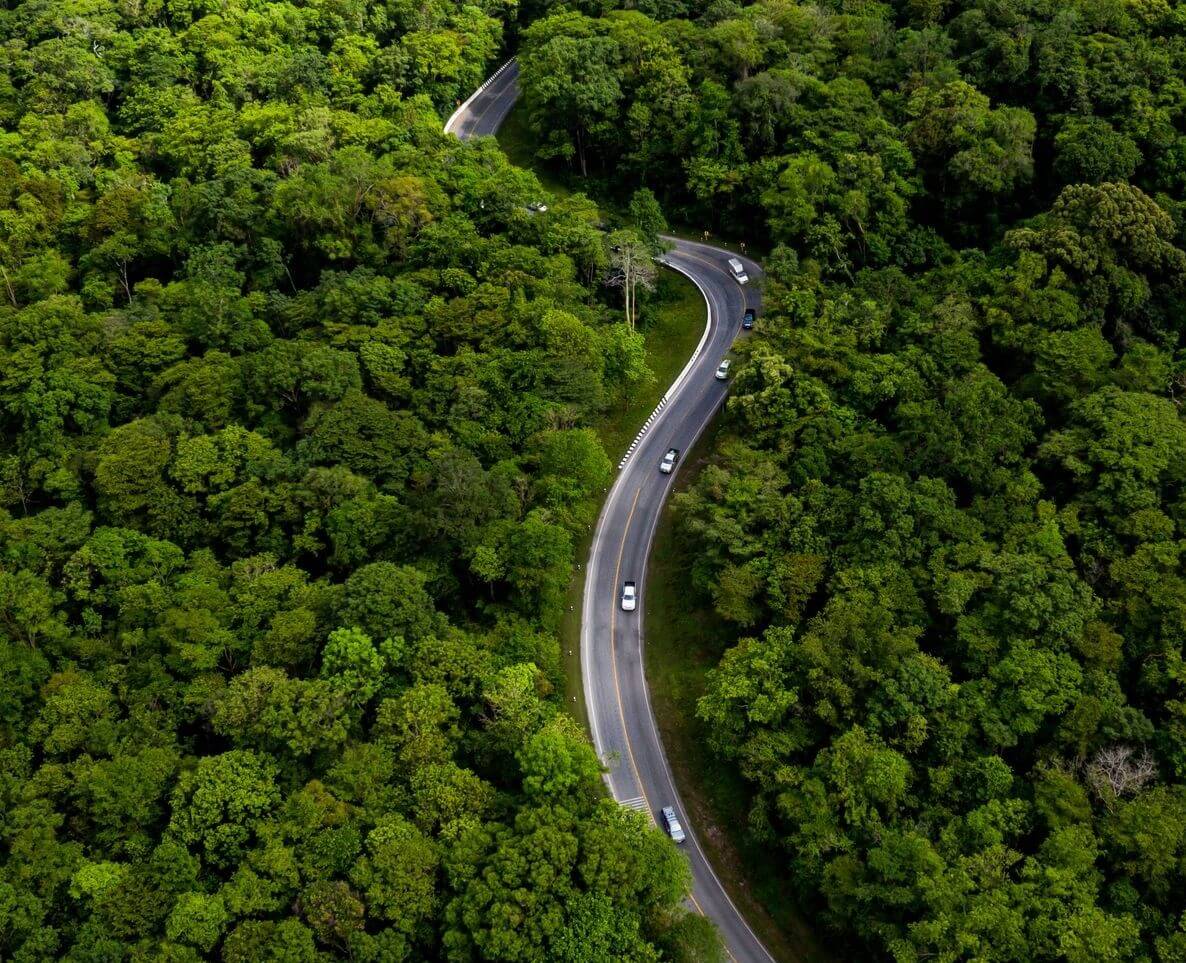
top-left (518, 714), bottom-right (604, 802)
top-left (320, 626), bottom-right (386, 706)
top-left (168, 751), bottom-right (281, 870)
top-left (166, 892), bottom-right (229, 952)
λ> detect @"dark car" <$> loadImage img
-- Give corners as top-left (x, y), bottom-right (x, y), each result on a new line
top-left (742, 307), bottom-right (757, 330)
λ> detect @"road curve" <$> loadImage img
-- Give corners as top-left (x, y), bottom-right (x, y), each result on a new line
top-left (445, 60), bottom-right (521, 139)
top-left (447, 62), bottom-right (773, 963)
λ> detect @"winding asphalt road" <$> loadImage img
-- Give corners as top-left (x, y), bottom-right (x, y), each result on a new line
top-left (447, 61), bottom-right (773, 963)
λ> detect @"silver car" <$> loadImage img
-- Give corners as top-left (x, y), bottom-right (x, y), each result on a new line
top-left (715, 360), bottom-right (731, 380)
top-left (660, 448), bottom-right (679, 474)
top-left (662, 806), bottom-right (685, 843)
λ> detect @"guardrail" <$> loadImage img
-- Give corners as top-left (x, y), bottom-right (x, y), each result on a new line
top-left (444, 73), bottom-right (725, 475)
top-left (616, 253), bottom-right (715, 470)
top-left (444, 59), bottom-right (516, 137)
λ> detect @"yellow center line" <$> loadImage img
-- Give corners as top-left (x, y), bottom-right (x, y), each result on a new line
top-left (614, 258), bottom-right (753, 961)
top-left (615, 418), bottom-right (745, 960)
top-left (609, 485), bottom-right (653, 822)
top-left (611, 489), bottom-right (733, 954)
top-left (689, 893), bottom-right (739, 961)
top-left (669, 248), bottom-right (733, 275)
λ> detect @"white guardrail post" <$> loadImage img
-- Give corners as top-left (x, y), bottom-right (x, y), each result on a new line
top-left (444, 59), bottom-right (515, 136)
top-left (616, 254), bottom-right (714, 470)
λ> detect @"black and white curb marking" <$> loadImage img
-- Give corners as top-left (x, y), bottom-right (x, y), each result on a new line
top-left (444, 59), bottom-right (516, 136)
top-left (616, 254), bottom-right (714, 471)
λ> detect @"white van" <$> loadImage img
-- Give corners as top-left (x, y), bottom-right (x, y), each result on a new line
top-left (727, 257), bottom-right (748, 285)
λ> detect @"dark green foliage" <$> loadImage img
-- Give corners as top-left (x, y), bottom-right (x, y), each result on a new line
top-left (0, 0), bottom-right (695, 959)
top-left (515, 0), bottom-right (1186, 953)
top-left (678, 175), bottom-right (1186, 957)
top-left (519, 0), bottom-right (1186, 271)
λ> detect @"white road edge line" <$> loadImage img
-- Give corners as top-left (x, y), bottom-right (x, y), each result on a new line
top-left (635, 355), bottom-right (777, 963)
top-left (618, 252), bottom-right (714, 470)
top-left (444, 59), bottom-right (515, 136)
top-left (582, 252), bottom-right (714, 799)
top-left (445, 64), bottom-right (774, 961)
top-left (621, 256), bottom-right (774, 962)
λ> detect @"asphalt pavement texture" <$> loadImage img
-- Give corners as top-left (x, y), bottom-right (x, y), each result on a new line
top-left (448, 63), bottom-right (774, 963)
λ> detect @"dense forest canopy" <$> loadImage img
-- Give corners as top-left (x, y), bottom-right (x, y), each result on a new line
top-left (9, 0), bottom-right (1186, 956)
top-left (522, 0), bottom-right (1186, 958)
top-left (0, 0), bottom-right (723, 960)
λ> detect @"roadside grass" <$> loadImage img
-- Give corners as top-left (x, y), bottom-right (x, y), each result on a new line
top-left (645, 427), bottom-right (836, 963)
top-left (595, 276), bottom-right (707, 462)
top-left (495, 106), bottom-right (573, 201)
top-left (499, 96), bottom-right (828, 963)
top-left (558, 271), bottom-right (708, 727)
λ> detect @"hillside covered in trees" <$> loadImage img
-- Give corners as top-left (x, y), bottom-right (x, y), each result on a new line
top-left (514, 0), bottom-right (1186, 959)
top-left (0, 0), bottom-right (726, 960)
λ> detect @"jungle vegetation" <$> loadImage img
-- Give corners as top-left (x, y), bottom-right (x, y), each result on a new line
top-left (0, 0), bottom-right (712, 960)
top-left (514, 0), bottom-right (1186, 958)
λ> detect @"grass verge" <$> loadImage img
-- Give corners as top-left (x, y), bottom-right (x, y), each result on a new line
top-left (645, 428), bottom-right (836, 963)
top-left (495, 106), bottom-right (573, 201)
top-left (595, 277), bottom-right (707, 461)
top-left (558, 271), bottom-right (709, 727)
top-left (499, 96), bottom-right (826, 963)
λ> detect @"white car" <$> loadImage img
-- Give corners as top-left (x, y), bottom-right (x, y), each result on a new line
top-left (728, 257), bottom-right (748, 284)
top-left (526, 201), bottom-right (548, 213)
top-left (715, 360), bottom-right (731, 380)
top-left (621, 581), bottom-right (637, 612)
top-left (662, 806), bottom-right (686, 843)
top-left (659, 448), bottom-right (679, 474)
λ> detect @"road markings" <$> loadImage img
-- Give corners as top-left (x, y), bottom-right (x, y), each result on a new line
top-left (630, 280), bottom-right (778, 963)
top-left (609, 479), bottom-right (751, 961)
top-left (616, 251), bottom-right (720, 471)
top-left (449, 66), bottom-right (773, 963)
top-left (445, 59), bottom-right (515, 136)
top-left (460, 70), bottom-right (514, 138)
top-left (690, 892), bottom-right (740, 963)
top-left (608, 485), bottom-right (653, 816)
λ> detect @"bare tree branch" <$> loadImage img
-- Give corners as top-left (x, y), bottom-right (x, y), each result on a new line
top-left (1085, 745), bottom-right (1157, 811)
